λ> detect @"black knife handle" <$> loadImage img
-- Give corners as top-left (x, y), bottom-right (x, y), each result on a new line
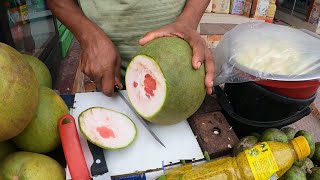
top-left (87, 141), bottom-right (109, 176)
top-left (114, 85), bottom-right (120, 92)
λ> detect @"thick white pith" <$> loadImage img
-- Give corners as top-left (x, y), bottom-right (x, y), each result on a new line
top-left (126, 55), bottom-right (166, 118)
top-left (79, 108), bottom-right (136, 149)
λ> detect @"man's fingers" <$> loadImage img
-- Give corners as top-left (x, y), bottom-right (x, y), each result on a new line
top-left (100, 70), bottom-right (115, 97)
top-left (190, 39), bottom-right (205, 70)
top-left (204, 48), bottom-right (215, 95)
top-left (139, 28), bottom-right (172, 46)
top-left (93, 76), bottom-right (102, 92)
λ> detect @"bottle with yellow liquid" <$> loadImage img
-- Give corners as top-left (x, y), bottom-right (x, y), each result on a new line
top-left (162, 136), bottom-right (310, 180)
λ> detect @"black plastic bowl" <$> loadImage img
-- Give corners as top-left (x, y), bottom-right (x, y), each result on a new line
top-left (214, 84), bottom-right (314, 137)
top-left (223, 82), bottom-right (315, 122)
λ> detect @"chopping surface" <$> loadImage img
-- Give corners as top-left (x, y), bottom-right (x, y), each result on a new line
top-left (68, 91), bottom-right (204, 177)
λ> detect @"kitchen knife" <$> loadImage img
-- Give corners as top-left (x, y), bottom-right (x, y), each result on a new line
top-left (58, 114), bottom-right (90, 180)
top-left (114, 86), bottom-right (166, 148)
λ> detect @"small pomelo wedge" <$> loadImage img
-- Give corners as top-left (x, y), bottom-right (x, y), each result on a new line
top-left (126, 37), bottom-right (206, 125)
top-left (79, 107), bottom-right (137, 149)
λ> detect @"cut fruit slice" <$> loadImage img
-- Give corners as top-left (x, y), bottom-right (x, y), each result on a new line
top-left (78, 107), bottom-right (137, 149)
top-left (126, 37), bottom-right (206, 125)
top-left (126, 55), bottom-right (166, 118)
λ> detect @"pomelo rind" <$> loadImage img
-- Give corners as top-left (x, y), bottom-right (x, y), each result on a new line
top-left (0, 151), bottom-right (65, 179)
top-left (0, 42), bottom-right (39, 141)
top-left (78, 107), bottom-right (137, 150)
top-left (12, 87), bottom-right (69, 153)
top-left (125, 37), bottom-right (206, 125)
top-left (22, 54), bottom-right (52, 88)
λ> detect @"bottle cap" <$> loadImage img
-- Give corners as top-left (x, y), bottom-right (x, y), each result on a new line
top-left (291, 136), bottom-right (311, 161)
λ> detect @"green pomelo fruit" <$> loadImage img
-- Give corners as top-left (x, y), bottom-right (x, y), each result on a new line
top-left (260, 128), bottom-right (289, 143)
top-left (281, 127), bottom-right (297, 140)
top-left (280, 166), bottom-right (306, 180)
top-left (79, 107), bottom-right (137, 149)
top-left (0, 151), bottom-right (65, 180)
top-left (295, 130), bottom-right (315, 158)
top-left (299, 158), bottom-right (314, 174)
top-left (125, 37), bottom-right (206, 125)
top-left (308, 167), bottom-right (320, 180)
top-left (158, 175), bottom-right (167, 180)
top-left (294, 159), bottom-right (307, 168)
top-left (311, 142), bottom-right (320, 166)
top-left (249, 133), bottom-right (261, 139)
top-left (23, 54), bottom-right (52, 88)
top-left (0, 141), bottom-right (17, 162)
top-left (0, 42), bottom-right (39, 141)
top-left (232, 136), bottom-right (258, 156)
top-left (13, 87), bottom-right (69, 153)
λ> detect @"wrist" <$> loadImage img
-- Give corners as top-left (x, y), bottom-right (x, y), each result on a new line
top-left (175, 0), bottom-right (210, 30)
top-left (72, 18), bottom-right (107, 44)
top-left (78, 23), bottom-right (110, 48)
top-left (175, 16), bottom-right (198, 30)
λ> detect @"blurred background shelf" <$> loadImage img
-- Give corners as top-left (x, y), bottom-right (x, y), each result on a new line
top-left (29, 10), bottom-right (52, 20)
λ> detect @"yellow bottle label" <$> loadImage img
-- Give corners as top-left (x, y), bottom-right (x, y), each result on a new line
top-left (245, 142), bottom-right (279, 180)
top-left (19, 4), bottom-right (30, 25)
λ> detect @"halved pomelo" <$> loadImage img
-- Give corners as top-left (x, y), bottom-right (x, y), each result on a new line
top-left (78, 107), bottom-right (137, 149)
top-left (126, 37), bottom-right (206, 125)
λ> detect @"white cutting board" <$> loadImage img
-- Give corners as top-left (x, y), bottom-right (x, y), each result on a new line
top-left (67, 91), bottom-right (204, 177)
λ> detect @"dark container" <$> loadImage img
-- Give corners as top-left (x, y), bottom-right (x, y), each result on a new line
top-left (214, 83), bottom-right (314, 137)
top-left (224, 82), bottom-right (316, 121)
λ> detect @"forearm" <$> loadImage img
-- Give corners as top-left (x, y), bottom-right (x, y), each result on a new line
top-left (47, 0), bottom-right (106, 45)
top-left (176, 0), bottom-right (210, 29)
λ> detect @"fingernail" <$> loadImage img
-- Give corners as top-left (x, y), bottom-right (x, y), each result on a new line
top-left (211, 81), bottom-right (214, 87)
top-left (197, 62), bottom-right (202, 68)
top-left (208, 88), bottom-right (213, 95)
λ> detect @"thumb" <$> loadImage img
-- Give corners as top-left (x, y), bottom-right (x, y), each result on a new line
top-left (101, 68), bottom-right (116, 97)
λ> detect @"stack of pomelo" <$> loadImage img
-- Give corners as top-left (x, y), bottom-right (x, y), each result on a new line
top-left (0, 42), bottom-right (67, 179)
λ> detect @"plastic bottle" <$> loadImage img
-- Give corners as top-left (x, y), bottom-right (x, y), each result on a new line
top-left (266, 0), bottom-right (277, 23)
top-left (16, 0), bottom-right (35, 53)
top-left (163, 136), bottom-right (310, 180)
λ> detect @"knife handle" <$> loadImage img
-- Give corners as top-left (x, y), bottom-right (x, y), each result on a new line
top-left (58, 114), bottom-right (91, 180)
top-left (87, 141), bottom-right (109, 176)
top-left (114, 85), bottom-right (120, 92)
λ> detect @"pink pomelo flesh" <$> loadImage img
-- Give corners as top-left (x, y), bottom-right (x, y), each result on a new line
top-left (126, 55), bottom-right (166, 118)
top-left (96, 126), bottom-right (116, 139)
top-left (79, 107), bottom-right (137, 149)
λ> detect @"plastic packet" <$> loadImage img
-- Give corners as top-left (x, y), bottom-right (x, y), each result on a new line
top-left (213, 22), bottom-right (320, 85)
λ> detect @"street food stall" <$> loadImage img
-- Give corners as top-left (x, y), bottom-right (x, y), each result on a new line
top-left (1, 1), bottom-right (320, 180)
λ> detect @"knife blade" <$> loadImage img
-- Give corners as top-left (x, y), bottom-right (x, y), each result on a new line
top-left (114, 86), bottom-right (166, 148)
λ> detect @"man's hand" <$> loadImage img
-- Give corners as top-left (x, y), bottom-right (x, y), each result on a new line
top-left (48, 0), bottom-right (122, 97)
top-left (139, 21), bottom-right (214, 95)
top-left (81, 34), bottom-right (122, 96)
